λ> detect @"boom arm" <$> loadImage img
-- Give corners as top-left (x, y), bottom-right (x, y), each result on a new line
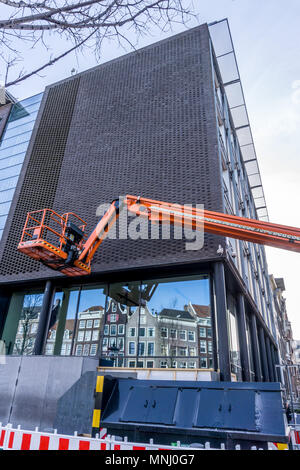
top-left (18, 194), bottom-right (300, 277)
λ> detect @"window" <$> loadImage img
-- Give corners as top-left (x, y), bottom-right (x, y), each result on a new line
top-left (110, 314), bottom-right (116, 322)
top-left (161, 345), bottom-right (168, 355)
top-left (83, 344), bottom-right (90, 356)
top-left (129, 361), bottom-right (136, 368)
top-left (79, 321), bottom-right (86, 329)
top-left (109, 338), bottom-right (117, 348)
top-left (92, 330), bottom-right (99, 341)
top-left (147, 342), bottom-right (154, 356)
top-left (208, 341), bottom-right (212, 354)
top-left (77, 331), bottom-right (84, 342)
top-left (160, 361), bottom-right (168, 368)
top-left (207, 328), bottom-right (212, 338)
top-left (146, 361), bottom-right (154, 368)
top-left (170, 329), bottom-right (177, 339)
top-left (179, 330), bottom-right (186, 341)
top-left (138, 342), bottom-right (145, 356)
top-left (189, 347), bottom-right (196, 357)
top-left (139, 327), bottom-right (145, 337)
top-left (118, 324), bottom-right (124, 335)
top-left (161, 327), bottom-right (168, 338)
top-left (104, 325), bottom-right (109, 335)
top-left (112, 303), bottom-right (117, 313)
top-left (86, 320), bottom-right (93, 329)
top-left (170, 346), bottom-right (177, 356)
top-left (200, 341), bottom-right (207, 354)
top-left (128, 341), bottom-right (135, 355)
top-left (102, 338), bottom-right (108, 351)
top-left (188, 361), bottom-right (196, 369)
top-left (172, 361), bottom-right (177, 368)
top-left (148, 327), bottom-right (155, 337)
top-left (85, 330), bottom-right (91, 341)
top-left (137, 360), bottom-right (144, 368)
top-left (188, 331), bottom-right (195, 342)
top-left (90, 344), bottom-right (97, 356)
top-left (179, 362), bottom-right (187, 369)
top-left (200, 357), bottom-right (207, 368)
top-left (199, 327), bottom-right (206, 338)
top-left (110, 325), bottom-right (117, 336)
top-left (94, 319), bottom-right (100, 328)
top-left (31, 323), bottom-right (38, 334)
top-left (179, 347), bottom-right (187, 356)
top-left (129, 327), bottom-right (136, 337)
top-left (75, 345), bottom-right (83, 356)
top-left (117, 337), bottom-right (124, 351)
top-left (140, 316), bottom-right (146, 324)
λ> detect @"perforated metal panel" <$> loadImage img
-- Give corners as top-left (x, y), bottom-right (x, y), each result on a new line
top-left (0, 24), bottom-right (224, 284)
top-left (0, 78), bottom-right (80, 278)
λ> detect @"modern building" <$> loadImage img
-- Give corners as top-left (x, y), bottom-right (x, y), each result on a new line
top-left (0, 93), bottom-right (43, 240)
top-left (0, 19), bottom-right (291, 389)
top-left (269, 275), bottom-right (299, 400)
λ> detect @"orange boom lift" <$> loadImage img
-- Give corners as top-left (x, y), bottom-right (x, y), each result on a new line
top-left (17, 194), bottom-right (300, 277)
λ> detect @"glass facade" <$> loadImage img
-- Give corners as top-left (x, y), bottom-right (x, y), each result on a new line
top-left (210, 33), bottom-right (276, 344)
top-left (2, 275), bottom-right (214, 369)
top-left (0, 93), bottom-right (43, 239)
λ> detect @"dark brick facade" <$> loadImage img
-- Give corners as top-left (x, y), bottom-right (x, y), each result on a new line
top-left (0, 24), bottom-right (224, 285)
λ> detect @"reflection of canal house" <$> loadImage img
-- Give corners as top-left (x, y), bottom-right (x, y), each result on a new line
top-left (157, 308), bottom-right (198, 369)
top-left (46, 319), bottom-right (75, 356)
top-left (74, 306), bottom-right (104, 356)
top-left (186, 303), bottom-right (213, 369)
top-left (126, 306), bottom-right (157, 368)
top-left (102, 299), bottom-right (127, 365)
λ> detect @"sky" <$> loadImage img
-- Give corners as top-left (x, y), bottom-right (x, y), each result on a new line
top-left (1, 0), bottom-right (300, 337)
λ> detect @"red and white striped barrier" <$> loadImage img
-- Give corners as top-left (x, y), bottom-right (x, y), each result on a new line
top-left (0, 423), bottom-right (290, 451)
top-left (0, 424), bottom-right (108, 451)
top-left (290, 427), bottom-right (300, 450)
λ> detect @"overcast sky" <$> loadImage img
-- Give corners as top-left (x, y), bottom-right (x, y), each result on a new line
top-left (2, 0), bottom-right (300, 337)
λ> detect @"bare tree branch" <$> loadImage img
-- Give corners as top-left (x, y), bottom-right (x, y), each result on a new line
top-left (0, 0), bottom-right (194, 88)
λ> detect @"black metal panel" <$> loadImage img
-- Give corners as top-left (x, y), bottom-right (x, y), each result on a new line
top-left (102, 378), bottom-right (287, 444)
top-left (0, 24), bottom-right (224, 285)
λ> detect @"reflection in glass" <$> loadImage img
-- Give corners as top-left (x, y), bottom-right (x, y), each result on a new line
top-left (73, 287), bottom-right (106, 357)
top-left (227, 295), bottom-right (242, 380)
top-left (0, 291), bottom-right (44, 355)
top-left (45, 289), bottom-right (79, 356)
top-left (102, 283), bottom-right (140, 366)
top-left (125, 276), bottom-right (212, 369)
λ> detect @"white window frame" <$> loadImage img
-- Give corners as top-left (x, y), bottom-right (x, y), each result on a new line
top-left (128, 341), bottom-right (136, 356)
top-left (147, 327), bottom-right (155, 338)
top-left (161, 327), bottom-right (168, 338)
top-left (110, 324), bottom-right (117, 336)
top-left (129, 327), bottom-right (136, 337)
top-left (90, 344), bottom-right (97, 356)
top-left (179, 330), bottom-right (186, 341)
top-left (118, 324), bottom-right (124, 335)
top-left (188, 331), bottom-right (195, 342)
top-left (77, 331), bottom-right (84, 342)
top-left (147, 342), bottom-right (155, 356)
